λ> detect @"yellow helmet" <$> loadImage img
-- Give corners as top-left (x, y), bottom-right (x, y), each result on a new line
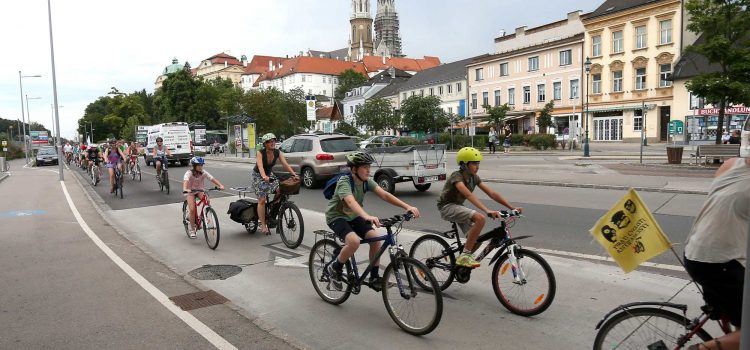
top-left (456, 147), bottom-right (483, 165)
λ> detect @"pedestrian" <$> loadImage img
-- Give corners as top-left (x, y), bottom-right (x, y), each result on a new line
top-left (487, 126), bottom-right (498, 154)
top-left (503, 126), bottom-right (512, 153)
top-left (721, 131), bottom-right (730, 144)
top-left (728, 129), bottom-right (741, 145)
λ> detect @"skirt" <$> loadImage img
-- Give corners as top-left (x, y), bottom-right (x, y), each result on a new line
top-left (252, 171), bottom-right (278, 199)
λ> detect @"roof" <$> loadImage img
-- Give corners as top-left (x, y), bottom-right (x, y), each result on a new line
top-left (244, 55), bottom-right (286, 74)
top-left (584, 0), bottom-right (665, 20)
top-left (205, 52), bottom-right (242, 66)
top-left (316, 103), bottom-right (344, 121)
top-left (370, 77), bottom-right (411, 99)
top-left (672, 33), bottom-right (749, 80)
top-left (309, 48), bottom-right (350, 60)
top-left (253, 56), bottom-right (368, 86)
top-left (366, 68), bottom-right (412, 84)
top-left (398, 56), bottom-right (482, 91)
top-left (362, 56), bottom-right (441, 73)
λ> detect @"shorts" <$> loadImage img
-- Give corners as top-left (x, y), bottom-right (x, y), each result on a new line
top-left (328, 217), bottom-right (374, 241)
top-left (438, 203), bottom-right (477, 234)
top-left (684, 257), bottom-right (744, 327)
top-left (106, 162), bottom-right (118, 169)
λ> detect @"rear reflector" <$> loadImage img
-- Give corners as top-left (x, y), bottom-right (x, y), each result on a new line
top-left (316, 153), bottom-right (334, 161)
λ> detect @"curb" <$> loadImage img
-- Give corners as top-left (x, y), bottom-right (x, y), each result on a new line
top-left (482, 178), bottom-right (709, 195)
top-left (0, 172), bottom-right (9, 184)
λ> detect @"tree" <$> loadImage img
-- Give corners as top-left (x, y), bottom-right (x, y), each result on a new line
top-left (684, 0), bottom-right (750, 144)
top-left (400, 95), bottom-right (448, 133)
top-left (334, 69), bottom-right (368, 101)
top-left (334, 121), bottom-right (360, 136)
top-left (485, 103), bottom-right (511, 130)
top-left (536, 101), bottom-right (555, 134)
top-left (355, 98), bottom-right (399, 134)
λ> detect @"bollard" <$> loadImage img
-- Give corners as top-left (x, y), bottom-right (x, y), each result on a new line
top-left (0, 157), bottom-right (6, 172)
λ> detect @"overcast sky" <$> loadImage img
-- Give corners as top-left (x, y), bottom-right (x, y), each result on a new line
top-left (0, 0), bottom-right (602, 139)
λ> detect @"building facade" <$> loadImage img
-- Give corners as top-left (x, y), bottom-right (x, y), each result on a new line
top-left (240, 55), bottom-right (286, 91)
top-left (253, 56), bottom-right (368, 100)
top-left (374, 0), bottom-right (403, 57)
top-left (155, 58), bottom-right (188, 90)
top-left (342, 68), bottom-right (411, 125)
top-left (398, 57), bottom-right (477, 119)
top-left (193, 53), bottom-right (246, 85)
top-left (582, 0), bottom-right (682, 143)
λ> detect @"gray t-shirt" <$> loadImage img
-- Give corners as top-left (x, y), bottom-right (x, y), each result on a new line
top-left (685, 159), bottom-right (750, 267)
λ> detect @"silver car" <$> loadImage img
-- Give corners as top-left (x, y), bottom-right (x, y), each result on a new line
top-left (274, 133), bottom-right (358, 188)
top-left (36, 147), bottom-right (59, 166)
top-left (359, 135), bottom-right (398, 149)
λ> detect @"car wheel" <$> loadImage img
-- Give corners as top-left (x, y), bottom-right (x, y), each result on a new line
top-left (414, 183), bottom-right (431, 192)
top-left (376, 174), bottom-right (395, 194)
top-left (301, 167), bottom-right (316, 189)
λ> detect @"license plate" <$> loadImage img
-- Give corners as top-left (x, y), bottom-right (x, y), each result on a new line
top-left (425, 164), bottom-right (437, 169)
top-left (425, 176), bottom-right (438, 182)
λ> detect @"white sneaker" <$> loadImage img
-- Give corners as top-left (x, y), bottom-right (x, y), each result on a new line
top-left (189, 229), bottom-right (197, 239)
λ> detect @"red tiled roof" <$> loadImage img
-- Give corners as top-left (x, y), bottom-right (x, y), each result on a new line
top-left (362, 56), bottom-right (441, 73)
top-left (205, 52), bottom-right (242, 66)
top-left (253, 56), bottom-right (368, 86)
top-left (244, 55), bottom-right (286, 74)
top-left (316, 106), bottom-right (334, 118)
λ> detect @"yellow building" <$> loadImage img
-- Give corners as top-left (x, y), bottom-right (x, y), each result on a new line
top-left (193, 53), bottom-right (246, 85)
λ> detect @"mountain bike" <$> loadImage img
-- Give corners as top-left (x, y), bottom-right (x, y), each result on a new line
top-left (231, 179), bottom-right (304, 249)
top-left (129, 156), bottom-right (141, 182)
top-left (155, 157), bottom-right (169, 194)
top-left (409, 210), bottom-right (556, 316)
top-left (309, 213), bottom-right (443, 336)
top-left (593, 302), bottom-right (733, 349)
top-left (182, 188), bottom-right (221, 250)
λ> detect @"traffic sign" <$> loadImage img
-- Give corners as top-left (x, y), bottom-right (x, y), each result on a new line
top-left (1, 140), bottom-right (6, 146)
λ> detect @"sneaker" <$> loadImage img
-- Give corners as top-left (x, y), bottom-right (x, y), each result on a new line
top-left (326, 264), bottom-right (343, 291)
top-left (456, 253), bottom-right (481, 268)
top-left (368, 276), bottom-right (383, 292)
top-left (189, 229), bottom-right (197, 239)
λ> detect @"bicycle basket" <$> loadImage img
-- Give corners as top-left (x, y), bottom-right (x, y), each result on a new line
top-left (279, 176), bottom-right (301, 195)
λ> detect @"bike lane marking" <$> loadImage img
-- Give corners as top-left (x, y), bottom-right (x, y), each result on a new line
top-left (59, 180), bottom-right (237, 350)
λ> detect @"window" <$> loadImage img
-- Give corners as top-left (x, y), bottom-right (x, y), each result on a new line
top-left (301, 75), bottom-right (306, 82)
top-left (334, 78), bottom-right (338, 84)
top-left (456, 82), bottom-right (462, 92)
top-left (553, 82), bottom-right (562, 100)
top-left (475, 68), bottom-right (484, 81)
top-left (447, 84), bottom-right (453, 94)
top-left (307, 74), bottom-right (312, 82)
top-left (438, 86), bottom-right (443, 95)
top-left (635, 25), bottom-right (647, 49)
top-left (537, 84), bottom-right (545, 102)
top-left (482, 91), bottom-right (489, 107)
top-left (570, 79), bottom-right (579, 99)
top-left (592, 74), bottom-right (602, 94)
top-left (429, 88), bottom-right (434, 96)
top-left (448, 107), bottom-right (453, 114)
top-left (494, 90), bottom-right (501, 106)
top-left (612, 31), bottom-right (623, 53)
top-left (635, 68), bottom-right (646, 90)
top-left (402, 92), bottom-right (407, 100)
top-left (612, 71), bottom-right (623, 92)
top-left (320, 138), bottom-right (357, 152)
top-left (633, 109), bottom-right (643, 131)
top-left (660, 64), bottom-right (672, 87)
top-left (508, 88), bottom-right (515, 105)
top-left (528, 56), bottom-right (539, 71)
top-left (349, 106), bottom-right (354, 114)
top-left (523, 86), bottom-right (531, 104)
top-left (500, 62), bottom-right (509, 76)
top-left (471, 93), bottom-right (477, 109)
top-left (660, 19), bottom-right (672, 44)
top-left (592, 35), bottom-right (602, 57)
top-left (420, 89), bottom-right (424, 96)
top-left (322, 90), bottom-right (326, 95)
top-left (559, 50), bottom-right (572, 66)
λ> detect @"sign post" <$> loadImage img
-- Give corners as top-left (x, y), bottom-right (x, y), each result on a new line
top-left (306, 95), bottom-right (316, 131)
top-left (233, 124), bottom-right (242, 158)
top-left (668, 120), bottom-right (684, 146)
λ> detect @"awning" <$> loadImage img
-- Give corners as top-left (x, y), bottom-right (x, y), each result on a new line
top-left (221, 113), bottom-right (254, 123)
top-left (586, 104), bottom-right (656, 113)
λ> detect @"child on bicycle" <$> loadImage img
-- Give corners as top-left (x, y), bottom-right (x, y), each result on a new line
top-left (437, 147), bottom-right (523, 268)
top-left (325, 152), bottom-right (420, 291)
top-left (126, 142), bottom-right (139, 173)
top-left (182, 157), bottom-right (224, 238)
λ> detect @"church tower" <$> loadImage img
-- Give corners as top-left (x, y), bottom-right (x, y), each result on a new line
top-left (349, 0), bottom-right (374, 61)
top-left (374, 0), bottom-right (403, 57)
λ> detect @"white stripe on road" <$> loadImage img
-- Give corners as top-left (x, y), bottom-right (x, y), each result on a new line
top-left (59, 181), bottom-right (237, 350)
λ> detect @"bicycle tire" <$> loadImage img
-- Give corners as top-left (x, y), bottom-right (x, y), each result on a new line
top-left (278, 203), bottom-right (304, 249)
top-left (491, 248), bottom-right (556, 316)
top-left (308, 239), bottom-right (351, 305)
top-left (181, 201), bottom-right (191, 238)
top-left (408, 234), bottom-right (456, 291)
top-left (382, 257), bottom-right (443, 336)
top-left (136, 163), bottom-right (141, 182)
top-left (164, 170), bottom-right (170, 195)
top-left (203, 207), bottom-right (220, 250)
top-left (131, 163), bottom-right (136, 181)
top-left (118, 172), bottom-right (123, 199)
top-left (593, 307), bottom-right (712, 350)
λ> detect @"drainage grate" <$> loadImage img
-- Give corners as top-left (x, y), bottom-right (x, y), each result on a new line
top-left (169, 290), bottom-right (228, 311)
top-left (188, 264), bottom-right (242, 280)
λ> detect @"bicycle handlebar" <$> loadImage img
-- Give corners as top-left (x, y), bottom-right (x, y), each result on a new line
top-left (487, 210), bottom-right (522, 218)
top-left (184, 187), bottom-right (221, 194)
top-left (379, 212), bottom-right (414, 227)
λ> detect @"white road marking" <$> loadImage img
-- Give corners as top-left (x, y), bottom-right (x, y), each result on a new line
top-left (273, 256), bottom-right (307, 268)
top-left (59, 181), bottom-right (237, 350)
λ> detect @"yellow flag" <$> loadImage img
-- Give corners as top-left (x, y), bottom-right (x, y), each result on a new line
top-left (590, 189), bottom-right (672, 273)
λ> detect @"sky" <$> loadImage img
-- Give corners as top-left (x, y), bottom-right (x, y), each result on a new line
top-left (0, 0), bottom-right (602, 139)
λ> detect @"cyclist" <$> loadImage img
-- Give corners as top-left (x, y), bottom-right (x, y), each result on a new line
top-left (85, 143), bottom-right (101, 176)
top-left (63, 142), bottom-right (73, 164)
top-left (104, 140), bottom-right (126, 193)
top-left (325, 152), bottom-right (420, 291)
top-left (79, 143), bottom-right (87, 165)
top-left (153, 137), bottom-right (171, 180)
top-left (252, 133), bottom-right (297, 235)
top-left (684, 156), bottom-right (748, 350)
top-left (437, 147), bottom-right (523, 268)
top-left (182, 157), bottom-right (225, 238)
top-left (126, 142), bottom-right (139, 174)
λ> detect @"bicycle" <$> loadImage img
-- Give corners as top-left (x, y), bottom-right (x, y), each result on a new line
top-left (112, 165), bottom-right (123, 199)
top-left (231, 178), bottom-right (304, 249)
top-left (182, 188), bottom-right (221, 249)
top-left (409, 210), bottom-right (556, 316)
top-left (89, 161), bottom-right (101, 186)
top-left (593, 301), bottom-right (733, 349)
top-left (155, 157), bottom-right (169, 194)
top-left (129, 156), bottom-right (141, 182)
top-left (309, 213), bottom-right (443, 335)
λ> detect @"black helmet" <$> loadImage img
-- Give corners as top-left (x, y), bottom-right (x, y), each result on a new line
top-left (346, 152), bottom-right (375, 167)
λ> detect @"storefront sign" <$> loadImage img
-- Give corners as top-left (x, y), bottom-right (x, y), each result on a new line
top-left (697, 106), bottom-right (749, 115)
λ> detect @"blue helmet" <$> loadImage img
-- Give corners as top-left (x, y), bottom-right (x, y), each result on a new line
top-left (190, 156), bottom-right (205, 166)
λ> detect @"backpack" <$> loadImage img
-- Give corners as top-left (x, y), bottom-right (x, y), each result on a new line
top-left (323, 173), bottom-right (368, 200)
top-left (227, 199), bottom-right (257, 223)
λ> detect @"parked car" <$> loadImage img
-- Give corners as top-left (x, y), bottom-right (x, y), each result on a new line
top-left (36, 147), bottom-right (58, 166)
top-left (359, 135), bottom-right (398, 149)
top-left (273, 133), bottom-right (358, 188)
top-left (389, 136), bottom-right (421, 145)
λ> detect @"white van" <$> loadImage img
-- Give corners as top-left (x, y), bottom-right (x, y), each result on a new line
top-left (144, 122), bottom-right (193, 166)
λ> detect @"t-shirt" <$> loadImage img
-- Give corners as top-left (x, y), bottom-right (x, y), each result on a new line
top-left (86, 147), bottom-right (99, 158)
top-left (437, 170), bottom-right (482, 209)
top-left (325, 175), bottom-right (378, 224)
top-left (183, 170), bottom-right (215, 191)
top-left (63, 144), bottom-right (73, 153)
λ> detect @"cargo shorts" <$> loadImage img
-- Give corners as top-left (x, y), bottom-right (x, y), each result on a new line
top-left (438, 203), bottom-right (477, 235)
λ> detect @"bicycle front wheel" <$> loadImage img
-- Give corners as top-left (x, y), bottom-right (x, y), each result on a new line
top-left (308, 239), bottom-right (351, 305)
top-left (203, 207), bottom-right (220, 250)
top-left (382, 257), bottom-right (443, 336)
top-left (118, 174), bottom-right (123, 199)
top-left (181, 201), bottom-right (191, 238)
top-left (408, 234), bottom-right (456, 291)
top-left (593, 307), bottom-right (712, 350)
top-left (278, 203), bottom-right (304, 249)
top-left (492, 248), bottom-right (556, 316)
top-left (136, 164), bottom-right (141, 182)
top-left (164, 171), bottom-right (170, 195)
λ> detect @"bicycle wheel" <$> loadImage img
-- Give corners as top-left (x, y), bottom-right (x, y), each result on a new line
top-left (408, 234), bottom-right (456, 291)
top-left (91, 168), bottom-right (97, 186)
top-left (203, 207), bottom-right (220, 250)
top-left (382, 257), bottom-right (443, 336)
top-left (136, 163), bottom-right (141, 182)
top-left (593, 307), bottom-right (712, 350)
top-left (491, 248), bottom-right (556, 316)
top-left (131, 164), bottom-right (136, 181)
top-left (278, 203), bottom-right (304, 249)
top-left (164, 170), bottom-right (170, 195)
top-left (245, 219), bottom-right (258, 234)
top-left (181, 201), bottom-right (191, 238)
top-left (308, 239), bottom-right (351, 305)
top-left (118, 173), bottom-right (123, 199)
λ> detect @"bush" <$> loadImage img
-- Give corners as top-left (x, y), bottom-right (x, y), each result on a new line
top-left (510, 134), bottom-right (525, 146)
top-left (528, 134), bottom-right (557, 150)
top-left (0, 140), bottom-right (25, 160)
top-left (395, 137), bottom-right (424, 146)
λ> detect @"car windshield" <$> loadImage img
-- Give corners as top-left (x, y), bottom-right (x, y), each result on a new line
top-left (320, 138), bottom-right (357, 153)
top-left (38, 149), bottom-right (56, 155)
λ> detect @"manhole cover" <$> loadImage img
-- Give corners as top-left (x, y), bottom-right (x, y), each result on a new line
top-left (169, 290), bottom-right (228, 311)
top-left (188, 264), bottom-right (242, 280)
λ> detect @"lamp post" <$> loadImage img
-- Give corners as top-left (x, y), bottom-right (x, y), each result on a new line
top-left (50, 104), bottom-right (63, 149)
top-left (26, 95), bottom-right (42, 151)
top-left (584, 57), bottom-right (591, 158)
top-left (87, 122), bottom-right (94, 144)
top-left (47, 0), bottom-right (64, 180)
top-left (18, 72), bottom-right (42, 163)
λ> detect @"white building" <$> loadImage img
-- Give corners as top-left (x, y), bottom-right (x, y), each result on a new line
top-left (342, 68), bottom-right (411, 125)
top-left (398, 57), bottom-right (478, 117)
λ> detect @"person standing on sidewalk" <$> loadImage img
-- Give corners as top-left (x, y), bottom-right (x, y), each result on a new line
top-left (487, 127), bottom-right (498, 154)
top-left (503, 125), bottom-right (512, 153)
top-left (252, 133), bottom-right (297, 235)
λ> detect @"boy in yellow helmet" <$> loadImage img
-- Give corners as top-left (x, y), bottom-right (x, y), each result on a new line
top-left (437, 147), bottom-right (523, 268)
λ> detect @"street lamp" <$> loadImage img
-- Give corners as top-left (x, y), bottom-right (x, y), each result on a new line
top-left (18, 71), bottom-right (42, 163)
top-left (584, 57), bottom-right (591, 158)
top-left (50, 104), bottom-right (63, 148)
top-left (25, 95), bottom-right (42, 150)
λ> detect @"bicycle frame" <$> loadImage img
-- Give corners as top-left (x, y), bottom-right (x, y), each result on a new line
top-left (191, 192), bottom-right (211, 229)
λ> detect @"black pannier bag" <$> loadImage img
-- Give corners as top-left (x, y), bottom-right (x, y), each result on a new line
top-left (227, 199), bottom-right (257, 223)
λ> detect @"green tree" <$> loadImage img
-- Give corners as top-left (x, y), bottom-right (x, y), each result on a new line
top-left (334, 69), bottom-right (368, 101)
top-left (154, 69), bottom-right (201, 122)
top-left (355, 98), bottom-right (398, 134)
top-left (334, 121), bottom-right (360, 136)
top-left (484, 103), bottom-right (510, 130)
top-left (684, 0), bottom-right (750, 144)
top-left (400, 95), bottom-right (447, 133)
top-left (536, 101), bottom-right (555, 134)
